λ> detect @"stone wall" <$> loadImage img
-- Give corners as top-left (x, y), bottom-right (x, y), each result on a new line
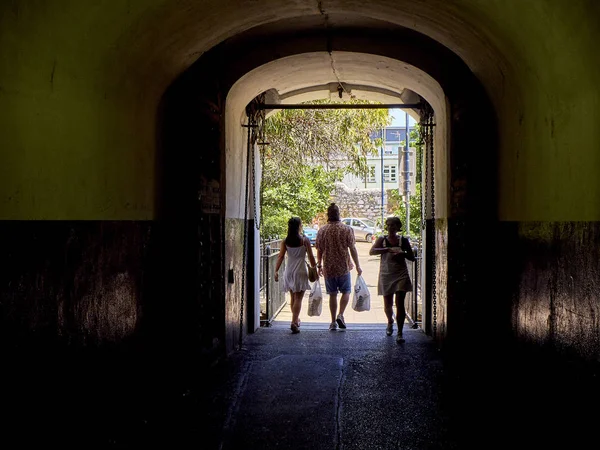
top-left (331, 182), bottom-right (390, 222)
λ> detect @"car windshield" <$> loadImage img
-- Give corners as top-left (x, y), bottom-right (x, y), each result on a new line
top-left (360, 219), bottom-right (376, 228)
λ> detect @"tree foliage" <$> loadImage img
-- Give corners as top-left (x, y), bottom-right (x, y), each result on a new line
top-left (388, 183), bottom-right (423, 238)
top-left (260, 99), bottom-right (391, 238)
top-left (260, 164), bottom-right (343, 238)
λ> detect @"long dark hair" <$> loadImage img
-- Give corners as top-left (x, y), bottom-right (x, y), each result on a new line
top-left (284, 216), bottom-right (303, 247)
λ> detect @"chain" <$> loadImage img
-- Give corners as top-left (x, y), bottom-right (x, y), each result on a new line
top-left (420, 123), bottom-right (426, 235)
top-left (424, 106), bottom-right (437, 339)
top-left (239, 116), bottom-right (253, 348)
top-left (248, 94), bottom-right (265, 230)
top-left (239, 94), bottom-right (267, 347)
top-left (259, 113), bottom-right (265, 231)
top-left (250, 128), bottom-right (258, 227)
top-left (253, 104), bottom-right (266, 230)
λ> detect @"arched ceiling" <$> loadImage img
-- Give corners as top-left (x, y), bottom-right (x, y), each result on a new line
top-left (110, 3), bottom-right (509, 107)
top-left (227, 51), bottom-right (444, 123)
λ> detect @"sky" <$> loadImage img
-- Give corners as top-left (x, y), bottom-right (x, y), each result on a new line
top-left (389, 109), bottom-right (418, 127)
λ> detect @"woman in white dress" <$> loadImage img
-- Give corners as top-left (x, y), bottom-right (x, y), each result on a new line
top-left (274, 217), bottom-right (318, 333)
top-left (369, 217), bottom-right (415, 343)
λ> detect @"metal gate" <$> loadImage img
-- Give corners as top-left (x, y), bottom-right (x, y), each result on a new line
top-left (405, 250), bottom-right (422, 328)
top-left (259, 239), bottom-right (287, 326)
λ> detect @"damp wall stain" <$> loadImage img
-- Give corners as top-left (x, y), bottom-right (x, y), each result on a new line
top-left (513, 221), bottom-right (600, 362)
top-left (0, 221), bottom-right (150, 349)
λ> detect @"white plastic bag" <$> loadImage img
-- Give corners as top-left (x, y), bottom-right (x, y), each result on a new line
top-left (352, 275), bottom-right (371, 312)
top-left (307, 279), bottom-right (323, 316)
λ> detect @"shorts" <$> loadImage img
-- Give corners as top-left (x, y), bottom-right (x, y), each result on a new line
top-left (324, 273), bottom-right (352, 294)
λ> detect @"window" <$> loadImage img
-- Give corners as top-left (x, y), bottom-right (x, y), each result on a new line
top-left (366, 165), bottom-right (376, 183)
top-left (383, 165), bottom-right (397, 182)
top-left (358, 219), bottom-right (376, 228)
top-left (384, 144), bottom-right (397, 155)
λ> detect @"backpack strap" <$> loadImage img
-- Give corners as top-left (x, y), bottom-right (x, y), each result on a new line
top-left (384, 235), bottom-right (400, 247)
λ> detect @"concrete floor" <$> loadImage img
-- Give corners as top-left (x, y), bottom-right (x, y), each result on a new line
top-left (195, 241), bottom-right (457, 449)
top-left (193, 241), bottom-right (597, 449)
top-left (202, 320), bottom-right (456, 450)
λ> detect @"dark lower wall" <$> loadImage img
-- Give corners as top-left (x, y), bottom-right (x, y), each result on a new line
top-left (0, 219), bottom-right (225, 359)
top-left (446, 221), bottom-right (600, 447)
top-left (512, 221), bottom-right (600, 362)
top-left (434, 219), bottom-right (449, 342)
top-left (0, 221), bottom-right (150, 350)
top-left (445, 220), bottom-right (600, 364)
top-left (424, 218), bottom-right (449, 343)
top-left (0, 221), bottom-right (149, 446)
top-left (224, 218), bottom-right (249, 355)
top-left (0, 220), bottom-right (225, 446)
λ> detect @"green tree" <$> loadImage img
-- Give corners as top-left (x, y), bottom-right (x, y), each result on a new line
top-left (260, 164), bottom-right (343, 238)
top-left (261, 99), bottom-right (391, 238)
top-left (388, 183), bottom-right (422, 238)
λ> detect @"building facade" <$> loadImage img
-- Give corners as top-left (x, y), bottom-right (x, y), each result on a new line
top-left (342, 125), bottom-right (417, 196)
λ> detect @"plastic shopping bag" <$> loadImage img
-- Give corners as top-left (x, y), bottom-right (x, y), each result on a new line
top-left (307, 279), bottom-right (323, 317)
top-left (352, 275), bottom-right (371, 312)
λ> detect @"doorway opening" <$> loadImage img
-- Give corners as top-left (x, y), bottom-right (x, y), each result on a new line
top-left (240, 95), bottom-right (438, 340)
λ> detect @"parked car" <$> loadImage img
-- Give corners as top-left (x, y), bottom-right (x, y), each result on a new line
top-left (302, 226), bottom-right (317, 246)
top-left (340, 218), bottom-right (382, 242)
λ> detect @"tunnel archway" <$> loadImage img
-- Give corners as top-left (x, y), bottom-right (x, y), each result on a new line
top-left (3, 2), bottom-right (600, 447)
top-left (157, 18), bottom-right (497, 361)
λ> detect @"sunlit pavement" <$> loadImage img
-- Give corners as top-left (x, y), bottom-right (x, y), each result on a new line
top-left (274, 241), bottom-right (401, 329)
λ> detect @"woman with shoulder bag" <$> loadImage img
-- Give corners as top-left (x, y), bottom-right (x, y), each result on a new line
top-left (274, 217), bottom-right (318, 333)
top-left (369, 216), bottom-right (415, 343)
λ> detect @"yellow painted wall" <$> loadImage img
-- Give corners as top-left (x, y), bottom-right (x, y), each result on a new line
top-left (457, 1), bottom-right (600, 220)
top-left (0, 1), bottom-right (163, 219)
top-left (0, 0), bottom-right (598, 220)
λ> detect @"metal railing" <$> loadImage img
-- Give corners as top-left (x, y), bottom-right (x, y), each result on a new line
top-left (405, 251), bottom-right (422, 329)
top-left (259, 239), bottom-right (287, 326)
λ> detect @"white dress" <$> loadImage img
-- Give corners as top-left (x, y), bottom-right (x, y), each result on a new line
top-left (281, 245), bottom-right (311, 293)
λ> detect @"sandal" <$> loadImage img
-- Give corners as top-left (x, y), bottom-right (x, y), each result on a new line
top-left (396, 334), bottom-right (405, 344)
top-left (291, 323), bottom-right (300, 334)
top-left (386, 322), bottom-right (394, 336)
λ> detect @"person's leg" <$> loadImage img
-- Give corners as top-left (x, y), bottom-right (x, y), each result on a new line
top-left (291, 291), bottom-right (304, 326)
top-left (289, 290), bottom-right (295, 315)
top-left (338, 273), bottom-right (352, 316)
top-left (335, 273), bottom-right (352, 329)
top-left (395, 291), bottom-right (407, 342)
top-left (383, 294), bottom-right (394, 335)
top-left (289, 290), bottom-right (300, 333)
top-left (325, 277), bottom-right (339, 330)
top-left (329, 293), bottom-right (338, 323)
top-left (337, 292), bottom-right (349, 327)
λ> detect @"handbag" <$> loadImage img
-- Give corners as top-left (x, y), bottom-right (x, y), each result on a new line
top-left (306, 262), bottom-right (318, 283)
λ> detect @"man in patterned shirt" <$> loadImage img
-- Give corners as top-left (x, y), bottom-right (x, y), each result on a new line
top-left (316, 203), bottom-right (363, 331)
